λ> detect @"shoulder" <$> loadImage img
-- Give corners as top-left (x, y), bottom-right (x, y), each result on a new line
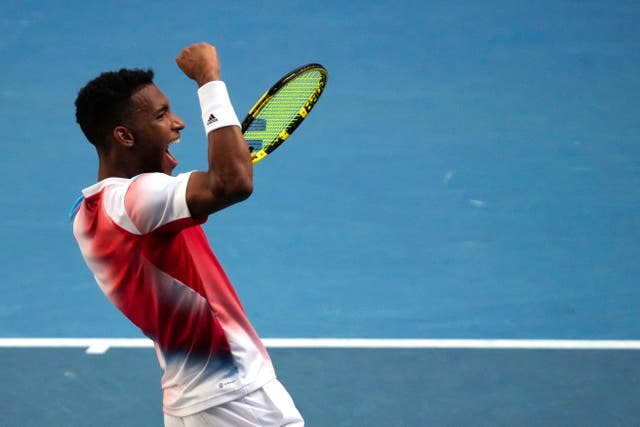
top-left (125, 172), bottom-right (190, 204)
top-left (124, 172), bottom-right (197, 234)
top-left (128, 171), bottom-right (188, 192)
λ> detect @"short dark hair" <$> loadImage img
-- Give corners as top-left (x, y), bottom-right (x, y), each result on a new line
top-left (75, 68), bottom-right (154, 147)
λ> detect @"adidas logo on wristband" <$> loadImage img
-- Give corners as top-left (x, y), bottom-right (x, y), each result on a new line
top-left (206, 114), bottom-right (218, 125)
top-left (198, 81), bottom-right (241, 133)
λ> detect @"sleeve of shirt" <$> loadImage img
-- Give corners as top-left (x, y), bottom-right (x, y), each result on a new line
top-left (123, 172), bottom-right (207, 235)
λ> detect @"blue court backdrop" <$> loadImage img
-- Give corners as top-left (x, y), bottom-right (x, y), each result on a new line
top-left (1, 0), bottom-right (639, 341)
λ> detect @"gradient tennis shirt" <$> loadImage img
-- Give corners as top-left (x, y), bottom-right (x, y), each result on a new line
top-left (71, 171), bottom-right (275, 416)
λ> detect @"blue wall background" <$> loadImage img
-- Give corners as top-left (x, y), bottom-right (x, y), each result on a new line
top-left (1, 0), bottom-right (638, 339)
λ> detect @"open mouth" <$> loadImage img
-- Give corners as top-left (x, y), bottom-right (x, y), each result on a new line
top-left (164, 138), bottom-right (180, 170)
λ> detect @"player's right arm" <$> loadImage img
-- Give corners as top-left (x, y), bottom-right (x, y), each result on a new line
top-left (176, 43), bottom-right (253, 218)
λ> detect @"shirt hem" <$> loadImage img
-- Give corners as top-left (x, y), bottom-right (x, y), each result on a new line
top-left (162, 369), bottom-right (277, 417)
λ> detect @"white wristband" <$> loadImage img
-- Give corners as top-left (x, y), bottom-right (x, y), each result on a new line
top-left (197, 81), bottom-right (241, 134)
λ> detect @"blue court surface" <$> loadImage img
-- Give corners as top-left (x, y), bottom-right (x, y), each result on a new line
top-left (1, 0), bottom-right (640, 425)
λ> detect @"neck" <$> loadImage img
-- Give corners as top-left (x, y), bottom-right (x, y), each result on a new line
top-left (97, 150), bottom-right (139, 181)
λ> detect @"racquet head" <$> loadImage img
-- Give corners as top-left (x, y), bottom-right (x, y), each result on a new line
top-left (241, 63), bottom-right (328, 164)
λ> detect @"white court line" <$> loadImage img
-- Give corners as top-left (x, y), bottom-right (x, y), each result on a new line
top-left (1, 338), bottom-right (640, 354)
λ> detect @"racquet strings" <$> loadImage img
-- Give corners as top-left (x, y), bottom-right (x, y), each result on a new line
top-left (244, 69), bottom-right (324, 152)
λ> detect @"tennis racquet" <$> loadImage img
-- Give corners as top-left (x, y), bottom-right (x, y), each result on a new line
top-left (241, 63), bottom-right (328, 164)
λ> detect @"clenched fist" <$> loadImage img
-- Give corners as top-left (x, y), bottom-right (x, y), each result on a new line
top-left (176, 43), bottom-right (221, 86)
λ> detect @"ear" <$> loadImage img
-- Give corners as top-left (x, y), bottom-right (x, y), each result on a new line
top-left (113, 126), bottom-right (135, 148)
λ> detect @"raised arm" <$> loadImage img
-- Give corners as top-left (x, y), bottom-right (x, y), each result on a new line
top-left (176, 43), bottom-right (253, 218)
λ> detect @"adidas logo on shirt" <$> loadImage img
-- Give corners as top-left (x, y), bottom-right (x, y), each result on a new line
top-left (207, 114), bottom-right (218, 125)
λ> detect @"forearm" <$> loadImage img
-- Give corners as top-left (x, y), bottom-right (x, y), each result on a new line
top-left (205, 125), bottom-right (253, 200)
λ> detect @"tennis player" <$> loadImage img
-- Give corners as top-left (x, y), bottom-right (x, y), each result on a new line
top-left (71, 42), bottom-right (304, 426)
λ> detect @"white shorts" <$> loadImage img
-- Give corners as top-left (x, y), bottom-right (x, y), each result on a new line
top-left (164, 379), bottom-right (304, 427)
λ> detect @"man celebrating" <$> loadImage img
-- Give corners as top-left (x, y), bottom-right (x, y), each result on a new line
top-left (71, 43), bottom-right (304, 426)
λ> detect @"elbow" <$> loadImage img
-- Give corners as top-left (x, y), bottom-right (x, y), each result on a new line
top-left (234, 162), bottom-right (253, 201)
top-left (223, 173), bottom-right (253, 204)
top-left (207, 164), bottom-right (253, 209)
top-left (233, 177), bottom-right (253, 202)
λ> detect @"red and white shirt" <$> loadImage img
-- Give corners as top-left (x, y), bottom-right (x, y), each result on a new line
top-left (71, 172), bottom-right (275, 416)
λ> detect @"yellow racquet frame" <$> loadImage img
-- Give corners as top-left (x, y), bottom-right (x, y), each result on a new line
top-left (241, 63), bottom-right (328, 164)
